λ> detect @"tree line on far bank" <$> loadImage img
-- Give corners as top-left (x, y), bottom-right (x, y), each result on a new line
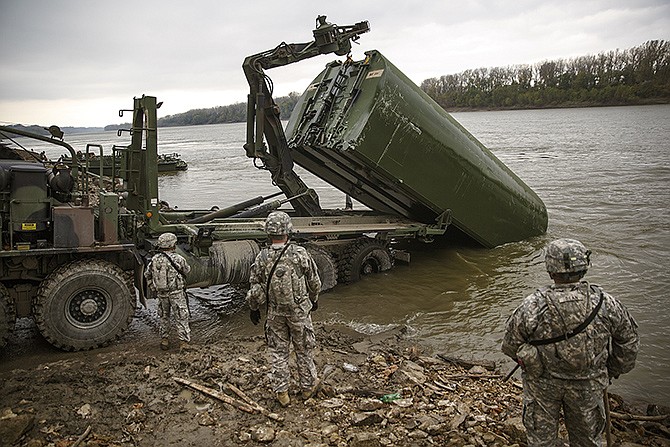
top-left (140, 92), bottom-right (301, 129)
top-left (8, 39), bottom-right (666, 136)
top-left (421, 40), bottom-right (669, 110)
top-left (147, 39), bottom-right (669, 128)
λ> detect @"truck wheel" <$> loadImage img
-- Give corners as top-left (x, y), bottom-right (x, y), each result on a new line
top-left (338, 238), bottom-right (394, 284)
top-left (0, 284), bottom-right (16, 348)
top-left (34, 259), bottom-right (136, 351)
top-left (304, 244), bottom-right (338, 292)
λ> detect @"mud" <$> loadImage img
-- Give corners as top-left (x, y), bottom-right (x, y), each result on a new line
top-left (1, 320), bottom-right (668, 447)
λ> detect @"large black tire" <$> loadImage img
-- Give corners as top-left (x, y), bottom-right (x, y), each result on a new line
top-left (0, 284), bottom-right (16, 348)
top-left (304, 243), bottom-right (338, 292)
top-left (337, 238), bottom-right (394, 284)
top-left (34, 259), bottom-right (136, 351)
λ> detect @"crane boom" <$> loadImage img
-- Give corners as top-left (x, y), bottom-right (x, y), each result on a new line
top-left (242, 16), bottom-right (369, 216)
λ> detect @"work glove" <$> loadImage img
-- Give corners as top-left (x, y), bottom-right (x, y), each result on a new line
top-left (250, 309), bottom-right (261, 325)
top-left (311, 301), bottom-right (318, 312)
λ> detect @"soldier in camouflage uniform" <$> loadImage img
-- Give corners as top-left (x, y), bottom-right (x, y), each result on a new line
top-left (145, 232), bottom-right (192, 350)
top-left (502, 238), bottom-right (639, 447)
top-left (246, 211), bottom-right (321, 407)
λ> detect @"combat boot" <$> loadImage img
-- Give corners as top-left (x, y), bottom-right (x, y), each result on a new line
top-left (160, 338), bottom-right (169, 350)
top-left (276, 391), bottom-right (290, 407)
top-left (301, 378), bottom-right (321, 400)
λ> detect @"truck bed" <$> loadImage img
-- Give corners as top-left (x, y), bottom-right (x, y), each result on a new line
top-left (165, 211), bottom-right (448, 242)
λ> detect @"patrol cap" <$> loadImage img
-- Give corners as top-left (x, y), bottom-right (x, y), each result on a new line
top-left (158, 232), bottom-right (178, 249)
top-left (545, 238), bottom-right (591, 274)
top-left (264, 211), bottom-right (293, 235)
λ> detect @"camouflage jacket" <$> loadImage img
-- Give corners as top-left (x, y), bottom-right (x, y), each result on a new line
top-left (502, 281), bottom-right (639, 385)
top-left (246, 243), bottom-right (321, 318)
top-left (145, 251), bottom-right (191, 295)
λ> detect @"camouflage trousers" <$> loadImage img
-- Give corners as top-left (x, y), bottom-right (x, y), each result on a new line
top-left (523, 376), bottom-right (606, 447)
top-left (265, 313), bottom-right (317, 393)
top-left (157, 290), bottom-right (191, 342)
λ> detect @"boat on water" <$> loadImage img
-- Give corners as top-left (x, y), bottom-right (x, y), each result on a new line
top-left (61, 152), bottom-right (188, 175)
top-left (156, 153), bottom-right (188, 172)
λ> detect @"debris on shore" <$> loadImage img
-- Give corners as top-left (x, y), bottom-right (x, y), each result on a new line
top-left (1, 323), bottom-right (667, 446)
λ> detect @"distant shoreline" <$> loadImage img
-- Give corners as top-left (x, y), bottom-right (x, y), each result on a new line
top-left (442, 99), bottom-right (670, 113)
top-left (4, 101), bottom-right (668, 135)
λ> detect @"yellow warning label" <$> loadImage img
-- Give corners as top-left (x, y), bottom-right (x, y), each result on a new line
top-left (21, 223), bottom-right (37, 231)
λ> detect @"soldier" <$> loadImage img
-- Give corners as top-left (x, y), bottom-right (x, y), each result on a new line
top-left (145, 232), bottom-right (192, 350)
top-left (502, 238), bottom-right (639, 447)
top-left (246, 211), bottom-right (321, 407)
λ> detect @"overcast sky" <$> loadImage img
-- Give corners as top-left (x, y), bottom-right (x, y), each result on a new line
top-left (1, 0), bottom-right (668, 127)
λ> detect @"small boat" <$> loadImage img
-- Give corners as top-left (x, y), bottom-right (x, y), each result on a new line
top-left (157, 153), bottom-right (188, 172)
top-left (61, 152), bottom-right (188, 175)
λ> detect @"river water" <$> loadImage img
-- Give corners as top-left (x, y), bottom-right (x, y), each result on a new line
top-left (5, 104), bottom-right (669, 405)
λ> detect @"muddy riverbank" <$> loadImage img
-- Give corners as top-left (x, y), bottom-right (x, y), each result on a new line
top-left (1, 321), bottom-right (667, 447)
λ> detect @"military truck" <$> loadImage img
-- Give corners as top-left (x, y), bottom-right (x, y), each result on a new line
top-left (0, 16), bottom-right (546, 351)
top-left (0, 97), bottom-right (448, 351)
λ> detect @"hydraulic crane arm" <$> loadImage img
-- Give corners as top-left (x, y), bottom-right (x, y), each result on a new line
top-left (242, 16), bottom-right (369, 216)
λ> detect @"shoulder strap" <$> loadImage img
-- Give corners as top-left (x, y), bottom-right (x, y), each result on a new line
top-left (530, 285), bottom-right (604, 346)
top-left (160, 252), bottom-right (185, 277)
top-left (265, 243), bottom-right (291, 313)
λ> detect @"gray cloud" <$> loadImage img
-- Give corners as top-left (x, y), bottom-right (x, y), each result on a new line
top-left (1, 0), bottom-right (668, 126)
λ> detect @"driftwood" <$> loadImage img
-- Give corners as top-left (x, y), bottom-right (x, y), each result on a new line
top-left (333, 386), bottom-right (388, 397)
top-left (436, 354), bottom-right (496, 371)
top-left (71, 425), bottom-right (92, 447)
top-left (174, 377), bottom-right (282, 421)
top-left (226, 383), bottom-right (282, 421)
top-left (332, 348), bottom-right (351, 355)
top-left (604, 389), bottom-right (613, 447)
top-left (438, 373), bottom-right (503, 380)
top-left (226, 383), bottom-right (257, 407)
top-left (306, 364), bottom-right (338, 399)
top-left (174, 377), bottom-right (255, 412)
top-left (610, 411), bottom-right (669, 422)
